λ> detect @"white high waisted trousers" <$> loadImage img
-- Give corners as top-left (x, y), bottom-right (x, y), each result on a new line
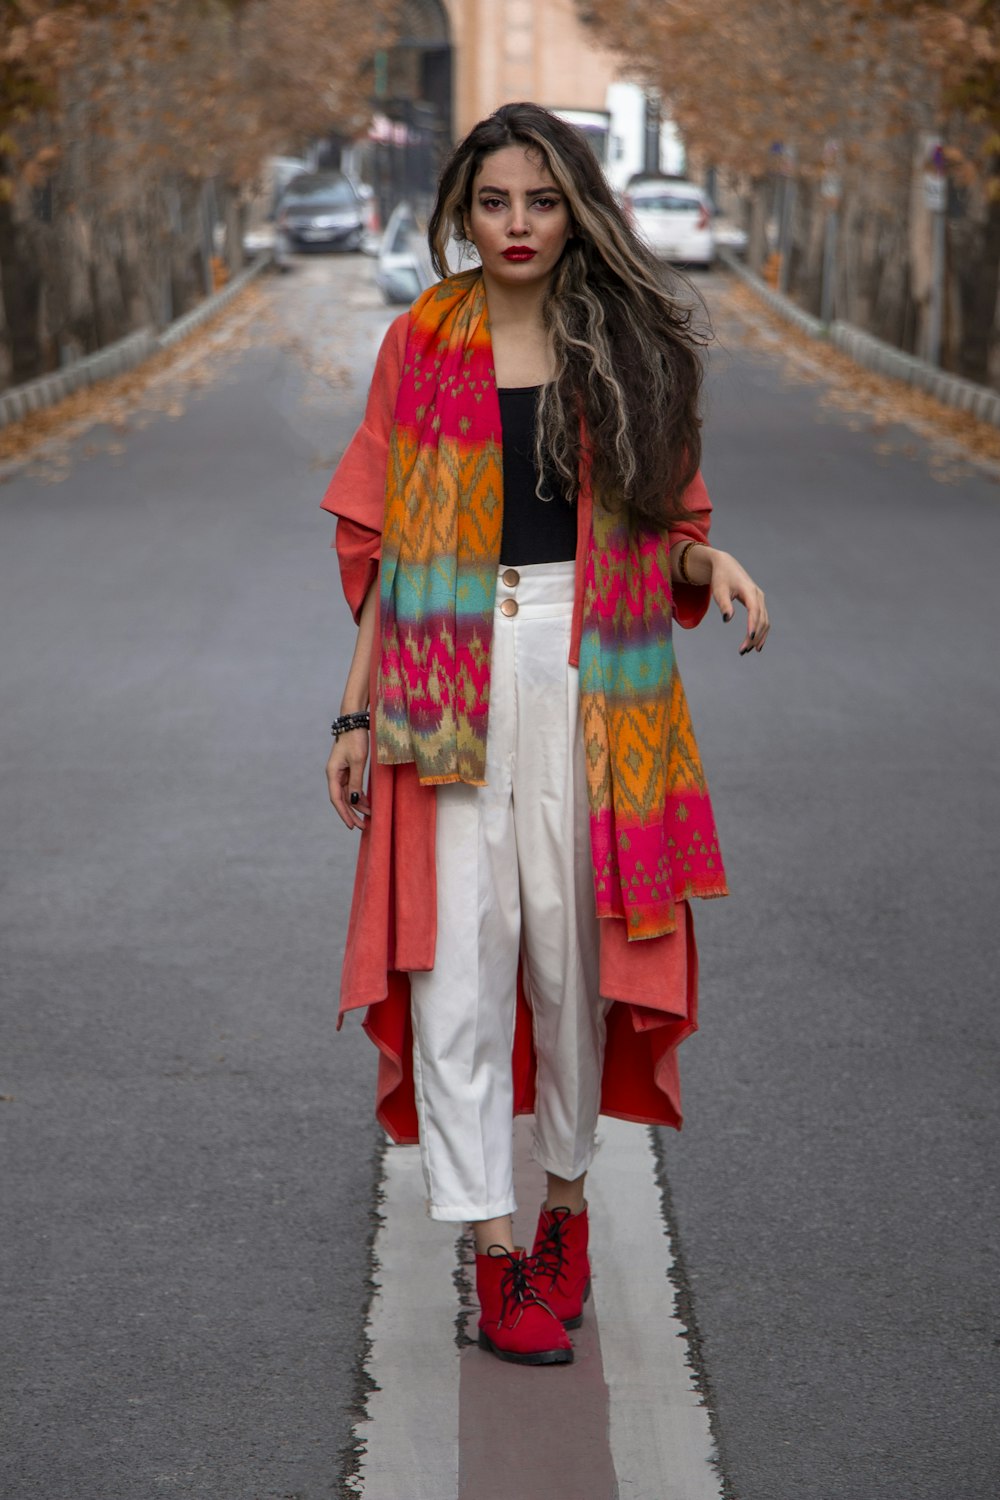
top-left (409, 561), bottom-right (612, 1222)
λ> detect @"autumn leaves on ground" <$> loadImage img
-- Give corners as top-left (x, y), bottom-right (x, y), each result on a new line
top-left (1, 0), bottom-right (998, 447)
top-left (3, 266), bottom-right (997, 496)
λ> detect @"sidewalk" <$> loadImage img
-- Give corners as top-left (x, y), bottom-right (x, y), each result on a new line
top-left (719, 249), bottom-right (1000, 430)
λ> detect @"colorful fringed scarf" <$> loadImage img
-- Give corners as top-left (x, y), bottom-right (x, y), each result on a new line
top-left (376, 272), bottom-right (500, 785)
top-left (377, 273), bottom-right (727, 940)
top-left (579, 512), bottom-right (727, 935)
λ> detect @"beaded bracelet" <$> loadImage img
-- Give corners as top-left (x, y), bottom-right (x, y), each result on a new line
top-left (677, 539), bottom-right (704, 587)
top-left (332, 710), bottom-right (370, 740)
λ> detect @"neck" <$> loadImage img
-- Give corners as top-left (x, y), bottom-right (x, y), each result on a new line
top-left (479, 269), bottom-right (550, 329)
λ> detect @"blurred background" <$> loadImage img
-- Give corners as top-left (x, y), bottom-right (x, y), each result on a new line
top-left (1, 0), bottom-right (999, 392)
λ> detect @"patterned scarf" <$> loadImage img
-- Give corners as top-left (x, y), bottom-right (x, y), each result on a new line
top-left (377, 273), bottom-right (726, 940)
top-left (580, 510), bottom-right (727, 936)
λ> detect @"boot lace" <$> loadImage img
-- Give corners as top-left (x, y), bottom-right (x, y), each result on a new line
top-left (531, 1207), bottom-right (572, 1289)
top-left (489, 1247), bottom-right (552, 1328)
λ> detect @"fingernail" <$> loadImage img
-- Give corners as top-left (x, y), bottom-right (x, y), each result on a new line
top-left (750, 631), bottom-right (756, 640)
top-left (724, 612), bottom-right (733, 622)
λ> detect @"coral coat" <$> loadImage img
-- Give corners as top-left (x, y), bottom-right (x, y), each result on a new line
top-left (323, 312), bottom-right (718, 1144)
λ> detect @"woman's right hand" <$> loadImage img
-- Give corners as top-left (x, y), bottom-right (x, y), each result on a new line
top-left (327, 728), bottom-right (371, 830)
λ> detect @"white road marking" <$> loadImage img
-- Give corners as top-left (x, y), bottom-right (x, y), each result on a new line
top-left (352, 1117), bottom-right (722, 1499)
top-left (588, 1119), bottom-right (722, 1500)
top-left (349, 1140), bottom-right (460, 1500)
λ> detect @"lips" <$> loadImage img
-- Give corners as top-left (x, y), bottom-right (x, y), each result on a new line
top-left (502, 247), bottom-right (537, 261)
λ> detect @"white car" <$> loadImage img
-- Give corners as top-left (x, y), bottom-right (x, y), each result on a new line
top-left (624, 179), bottom-right (716, 269)
top-left (375, 204), bottom-right (436, 305)
top-left (374, 204), bottom-right (479, 305)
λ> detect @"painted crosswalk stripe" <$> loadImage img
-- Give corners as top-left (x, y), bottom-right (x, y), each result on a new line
top-left (350, 1117), bottom-right (722, 1500)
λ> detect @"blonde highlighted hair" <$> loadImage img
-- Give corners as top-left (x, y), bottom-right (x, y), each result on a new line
top-left (428, 102), bottom-right (707, 528)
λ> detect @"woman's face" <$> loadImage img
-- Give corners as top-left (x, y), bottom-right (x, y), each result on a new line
top-left (464, 145), bottom-right (572, 289)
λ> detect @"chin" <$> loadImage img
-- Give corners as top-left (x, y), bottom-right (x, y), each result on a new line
top-left (493, 257), bottom-right (548, 279)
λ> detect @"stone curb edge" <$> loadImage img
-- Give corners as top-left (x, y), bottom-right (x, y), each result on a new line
top-left (718, 248), bottom-right (1000, 430)
top-left (0, 251), bottom-right (274, 431)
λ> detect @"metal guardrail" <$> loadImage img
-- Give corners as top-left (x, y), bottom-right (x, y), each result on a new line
top-left (0, 251), bottom-right (274, 432)
top-left (718, 249), bottom-right (1000, 430)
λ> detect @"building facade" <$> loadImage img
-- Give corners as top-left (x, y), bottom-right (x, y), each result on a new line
top-left (442, 0), bottom-right (622, 139)
top-left (363, 0), bottom-right (634, 219)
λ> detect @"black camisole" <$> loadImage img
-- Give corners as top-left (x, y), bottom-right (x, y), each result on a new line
top-left (498, 386), bottom-right (577, 566)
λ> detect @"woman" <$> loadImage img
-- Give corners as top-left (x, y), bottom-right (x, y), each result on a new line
top-left (323, 103), bottom-right (769, 1368)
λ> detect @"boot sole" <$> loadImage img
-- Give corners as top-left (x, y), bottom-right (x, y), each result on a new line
top-left (477, 1329), bottom-right (574, 1365)
top-left (561, 1277), bottom-right (592, 1331)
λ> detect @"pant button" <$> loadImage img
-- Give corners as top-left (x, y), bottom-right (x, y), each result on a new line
top-left (500, 597), bottom-right (519, 617)
top-left (501, 568), bottom-right (520, 588)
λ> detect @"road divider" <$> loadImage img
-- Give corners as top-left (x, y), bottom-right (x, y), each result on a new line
top-left (0, 252), bottom-right (274, 432)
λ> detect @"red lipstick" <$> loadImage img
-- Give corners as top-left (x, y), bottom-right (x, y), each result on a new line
top-left (502, 247), bottom-right (537, 261)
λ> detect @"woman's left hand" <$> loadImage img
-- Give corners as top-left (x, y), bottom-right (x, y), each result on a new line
top-left (707, 548), bottom-right (770, 655)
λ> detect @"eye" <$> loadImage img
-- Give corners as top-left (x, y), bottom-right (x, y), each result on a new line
top-left (533, 196), bottom-right (560, 210)
top-left (479, 196), bottom-right (505, 211)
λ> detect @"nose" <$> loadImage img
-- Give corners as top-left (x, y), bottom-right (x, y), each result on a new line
top-left (507, 199), bottom-right (530, 236)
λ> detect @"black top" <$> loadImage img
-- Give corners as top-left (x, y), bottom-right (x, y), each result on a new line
top-left (498, 386), bottom-right (576, 566)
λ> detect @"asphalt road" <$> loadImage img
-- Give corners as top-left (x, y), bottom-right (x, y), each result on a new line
top-left (2, 253), bottom-right (997, 1500)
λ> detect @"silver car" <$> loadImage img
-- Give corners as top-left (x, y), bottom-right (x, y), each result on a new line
top-left (374, 204), bottom-right (479, 305)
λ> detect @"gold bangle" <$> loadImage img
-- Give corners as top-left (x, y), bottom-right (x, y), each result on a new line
top-left (677, 540), bottom-right (703, 586)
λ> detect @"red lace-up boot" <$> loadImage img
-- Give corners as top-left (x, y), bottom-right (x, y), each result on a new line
top-left (475, 1246), bottom-right (574, 1365)
top-left (530, 1205), bottom-right (591, 1329)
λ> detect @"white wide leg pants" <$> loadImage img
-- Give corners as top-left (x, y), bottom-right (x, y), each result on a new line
top-left (409, 562), bottom-right (612, 1222)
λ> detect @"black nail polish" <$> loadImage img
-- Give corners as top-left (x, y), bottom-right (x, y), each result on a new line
top-left (750, 631), bottom-right (756, 641)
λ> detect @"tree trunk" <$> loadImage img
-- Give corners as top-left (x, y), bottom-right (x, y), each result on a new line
top-left (0, 160), bottom-right (44, 387)
top-left (747, 176), bottom-right (769, 272)
top-left (222, 184), bottom-right (244, 275)
top-left (950, 193), bottom-right (1000, 387)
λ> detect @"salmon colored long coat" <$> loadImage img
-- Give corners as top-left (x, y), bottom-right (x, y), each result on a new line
top-left (323, 312), bottom-right (719, 1145)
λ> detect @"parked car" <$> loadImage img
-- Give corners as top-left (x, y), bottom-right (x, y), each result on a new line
top-left (623, 178), bottom-right (716, 269)
top-left (241, 155), bottom-right (311, 264)
top-left (276, 172), bottom-right (366, 253)
top-left (374, 203), bottom-right (479, 305)
top-left (712, 215), bottom-right (748, 257)
top-left (375, 204), bottom-right (435, 305)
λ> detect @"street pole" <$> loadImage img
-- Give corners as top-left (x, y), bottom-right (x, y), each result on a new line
top-left (927, 204), bottom-right (946, 367)
top-left (820, 143), bottom-right (841, 327)
top-left (200, 180), bottom-right (216, 298)
top-left (777, 145), bottom-right (796, 294)
top-left (821, 208), bottom-right (837, 325)
top-left (644, 90), bottom-right (661, 176)
top-left (923, 141), bottom-right (947, 367)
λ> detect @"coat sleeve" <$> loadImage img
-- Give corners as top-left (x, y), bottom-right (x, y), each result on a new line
top-left (321, 312), bottom-right (409, 622)
top-left (667, 468), bottom-right (714, 630)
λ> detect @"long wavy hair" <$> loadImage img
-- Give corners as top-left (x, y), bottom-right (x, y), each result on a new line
top-left (428, 102), bottom-right (708, 528)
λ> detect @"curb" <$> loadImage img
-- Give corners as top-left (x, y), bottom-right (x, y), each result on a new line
top-left (717, 250), bottom-right (827, 340)
top-left (0, 251), bottom-right (274, 431)
top-left (718, 248), bottom-right (1000, 430)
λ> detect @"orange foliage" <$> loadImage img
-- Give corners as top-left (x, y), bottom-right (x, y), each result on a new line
top-left (578, 0), bottom-right (998, 184)
top-left (1, 0), bottom-right (397, 195)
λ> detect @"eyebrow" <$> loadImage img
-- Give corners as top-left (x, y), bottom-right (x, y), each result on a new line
top-left (476, 184), bottom-right (561, 195)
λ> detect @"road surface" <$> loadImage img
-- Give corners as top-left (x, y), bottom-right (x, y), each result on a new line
top-left (1, 252), bottom-right (997, 1499)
